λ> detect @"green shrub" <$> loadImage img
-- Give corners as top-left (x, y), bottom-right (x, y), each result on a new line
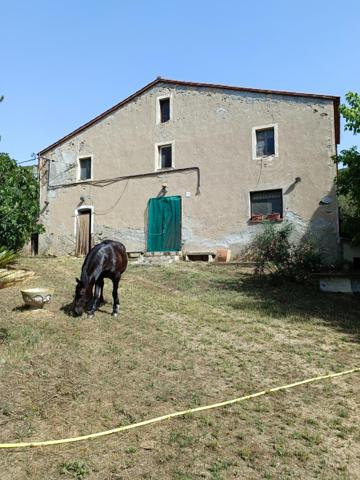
top-left (59, 459), bottom-right (90, 479)
top-left (248, 221), bottom-right (321, 282)
top-left (251, 221), bottom-right (292, 275)
top-left (287, 238), bottom-right (322, 282)
top-left (0, 246), bottom-right (17, 268)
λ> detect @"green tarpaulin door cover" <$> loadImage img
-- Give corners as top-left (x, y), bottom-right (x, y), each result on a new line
top-left (147, 196), bottom-right (181, 252)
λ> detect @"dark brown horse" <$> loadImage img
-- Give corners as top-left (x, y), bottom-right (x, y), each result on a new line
top-left (73, 240), bottom-right (128, 318)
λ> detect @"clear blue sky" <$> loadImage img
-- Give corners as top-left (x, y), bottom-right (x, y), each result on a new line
top-left (1, 0), bottom-right (359, 163)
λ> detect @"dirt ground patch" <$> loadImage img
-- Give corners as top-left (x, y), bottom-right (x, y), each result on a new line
top-left (0, 257), bottom-right (359, 479)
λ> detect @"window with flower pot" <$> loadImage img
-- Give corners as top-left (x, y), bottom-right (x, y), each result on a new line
top-left (250, 189), bottom-right (283, 222)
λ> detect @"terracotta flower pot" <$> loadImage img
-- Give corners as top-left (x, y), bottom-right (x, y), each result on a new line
top-left (250, 214), bottom-right (266, 223)
top-left (267, 213), bottom-right (281, 221)
top-left (216, 248), bottom-right (231, 262)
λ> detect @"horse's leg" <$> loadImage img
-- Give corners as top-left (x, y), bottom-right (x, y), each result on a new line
top-left (88, 281), bottom-right (101, 318)
top-left (99, 278), bottom-right (105, 306)
top-left (111, 275), bottom-right (121, 317)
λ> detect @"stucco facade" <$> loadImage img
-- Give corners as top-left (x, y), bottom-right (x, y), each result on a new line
top-left (38, 78), bottom-right (340, 262)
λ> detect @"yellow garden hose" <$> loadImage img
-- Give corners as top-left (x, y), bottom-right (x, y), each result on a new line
top-left (0, 367), bottom-right (358, 449)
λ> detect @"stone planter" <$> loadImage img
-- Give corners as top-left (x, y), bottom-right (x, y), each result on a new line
top-left (21, 288), bottom-right (54, 309)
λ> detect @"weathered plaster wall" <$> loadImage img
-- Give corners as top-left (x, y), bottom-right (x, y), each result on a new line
top-left (39, 83), bottom-right (339, 261)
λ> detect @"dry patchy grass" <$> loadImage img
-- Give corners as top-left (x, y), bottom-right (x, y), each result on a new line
top-left (0, 257), bottom-right (359, 479)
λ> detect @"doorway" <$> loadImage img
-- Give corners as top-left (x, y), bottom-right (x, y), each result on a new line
top-left (31, 233), bottom-right (39, 256)
top-left (147, 196), bottom-right (181, 252)
top-left (75, 208), bottom-right (92, 256)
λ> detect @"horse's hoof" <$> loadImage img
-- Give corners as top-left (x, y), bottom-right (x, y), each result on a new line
top-left (87, 313), bottom-right (94, 319)
top-left (111, 312), bottom-right (118, 317)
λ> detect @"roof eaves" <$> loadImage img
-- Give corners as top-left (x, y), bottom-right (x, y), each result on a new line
top-left (159, 78), bottom-right (340, 102)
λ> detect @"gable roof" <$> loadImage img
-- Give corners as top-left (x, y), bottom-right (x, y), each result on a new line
top-left (38, 77), bottom-right (340, 155)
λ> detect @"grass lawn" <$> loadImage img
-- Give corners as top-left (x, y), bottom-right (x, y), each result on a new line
top-left (0, 257), bottom-right (359, 480)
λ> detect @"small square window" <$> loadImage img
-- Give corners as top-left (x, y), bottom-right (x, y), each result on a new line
top-left (79, 157), bottom-right (91, 180)
top-left (256, 127), bottom-right (275, 156)
top-left (159, 98), bottom-right (170, 123)
top-left (250, 189), bottom-right (282, 220)
top-left (158, 145), bottom-right (172, 169)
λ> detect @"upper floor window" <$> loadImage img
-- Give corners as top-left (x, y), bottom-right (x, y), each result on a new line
top-left (158, 144), bottom-right (172, 169)
top-left (79, 156), bottom-right (92, 181)
top-left (157, 96), bottom-right (172, 124)
top-left (160, 98), bottom-right (170, 123)
top-left (256, 128), bottom-right (275, 156)
top-left (252, 124), bottom-right (278, 159)
top-left (250, 189), bottom-right (283, 221)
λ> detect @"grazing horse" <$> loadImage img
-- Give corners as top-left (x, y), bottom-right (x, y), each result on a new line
top-left (73, 240), bottom-right (128, 318)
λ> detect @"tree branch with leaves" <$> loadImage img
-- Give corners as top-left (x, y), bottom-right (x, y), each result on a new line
top-left (334, 92), bottom-right (360, 245)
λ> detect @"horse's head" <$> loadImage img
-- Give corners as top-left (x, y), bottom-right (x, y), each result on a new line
top-left (73, 278), bottom-right (92, 316)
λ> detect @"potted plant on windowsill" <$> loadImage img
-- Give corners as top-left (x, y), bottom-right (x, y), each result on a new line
top-left (267, 212), bottom-right (282, 221)
top-left (250, 214), bottom-right (266, 223)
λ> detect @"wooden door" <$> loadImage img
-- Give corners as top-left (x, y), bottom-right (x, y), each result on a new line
top-left (75, 209), bottom-right (91, 256)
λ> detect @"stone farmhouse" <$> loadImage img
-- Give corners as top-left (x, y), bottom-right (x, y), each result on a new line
top-left (37, 78), bottom-right (340, 262)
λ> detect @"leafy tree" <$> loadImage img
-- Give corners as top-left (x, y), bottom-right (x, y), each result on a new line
top-left (334, 92), bottom-right (360, 244)
top-left (336, 146), bottom-right (360, 210)
top-left (0, 96), bottom-right (3, 140)
top-left (0, 153), bottom-right (43, 250)
top-left (339, 92), bottom-right (360, 134)
top-left (338, 193), bottom-right (360, 245)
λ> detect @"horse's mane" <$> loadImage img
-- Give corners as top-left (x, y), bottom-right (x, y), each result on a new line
top-left (80, 243), bottom-right (104, 285)
top-left (80, 241), bottom-right (122, 285)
